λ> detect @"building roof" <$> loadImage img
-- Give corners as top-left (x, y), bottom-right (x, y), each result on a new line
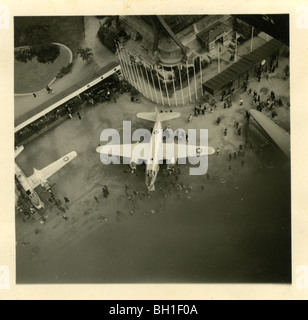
top-left (202, 38), bottom-right (284, 95)
top-left (161, 15), bottom-right (204, 34)
top-left (197, 22), bottom-right (233, 43)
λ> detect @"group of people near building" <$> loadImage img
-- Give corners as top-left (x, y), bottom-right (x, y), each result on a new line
top-left (16, 76), bottom-right (125, 146)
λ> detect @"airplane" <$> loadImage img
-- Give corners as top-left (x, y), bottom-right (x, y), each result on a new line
top-left (249, 109), bottom-right (290, 158)
top-left (15, 146), bottom-right (77, 209)
top-left (96, 108), bottom-right (215, 191)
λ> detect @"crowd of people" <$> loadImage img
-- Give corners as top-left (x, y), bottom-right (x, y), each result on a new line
top-left (15, 75), bottom-right (130, 146)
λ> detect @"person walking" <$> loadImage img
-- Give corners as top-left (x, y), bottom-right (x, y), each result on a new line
top-left (224, 128), bottom-right (228, 136)
top-left (238, 127), bottom-right (242, 136)
top-left (240, 98), bottom-right (243, 106)
top-left (77, 111), bottom-right (82, 120)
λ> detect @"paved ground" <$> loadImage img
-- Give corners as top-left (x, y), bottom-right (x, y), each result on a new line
top-left (15, 57), bottom-right (291, 283)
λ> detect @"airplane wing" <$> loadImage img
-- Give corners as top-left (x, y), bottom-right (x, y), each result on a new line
top-left (28, 151), bottom-right (77, 189)
top-left (96, 143), bottom-right (149, 162)
top-left (162, 143), bottom-right (216, 160)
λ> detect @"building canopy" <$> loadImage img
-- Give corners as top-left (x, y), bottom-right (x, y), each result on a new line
top-left (202, 38), bottom-right (284, 95)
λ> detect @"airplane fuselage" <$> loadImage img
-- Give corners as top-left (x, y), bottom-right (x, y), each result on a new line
top-left (145, 120), bottom-right (163, 191)
top-left (15, 163), bottom-right (44, 209)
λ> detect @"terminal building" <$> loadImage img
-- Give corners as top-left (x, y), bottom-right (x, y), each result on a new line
top-left (102, 15), bottom-right (287, 107)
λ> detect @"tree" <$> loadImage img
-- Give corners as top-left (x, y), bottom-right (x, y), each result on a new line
top-left (77, 47), bottom-right (94, 63)
top-left (19, 24), bottom-right (52, 53)
top-left (16, 23), bottom-right (60, 63)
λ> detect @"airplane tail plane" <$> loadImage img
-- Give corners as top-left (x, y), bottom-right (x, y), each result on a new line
top-left (137, 107), bottom-right (180, 122)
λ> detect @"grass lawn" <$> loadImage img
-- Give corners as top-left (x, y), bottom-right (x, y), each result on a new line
top-left (14, 45), bottom-right (71, 93)
top-left (14, 16), bottom-right (85, 58)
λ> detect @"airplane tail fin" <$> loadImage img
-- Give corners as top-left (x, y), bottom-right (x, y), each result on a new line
top-left (137, 107), bottom-right (181, 122)
top-left (15, 146), bottom-right (24, 158)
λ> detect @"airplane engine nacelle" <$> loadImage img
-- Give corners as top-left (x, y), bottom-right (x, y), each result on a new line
top-left (41, 180), bottom-right (51, 191)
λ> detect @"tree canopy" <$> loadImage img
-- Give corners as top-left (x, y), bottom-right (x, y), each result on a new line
top-left (15, 23), bottom-right (60, 64)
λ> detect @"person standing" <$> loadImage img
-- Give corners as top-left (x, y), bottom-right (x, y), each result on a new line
top-left (102, 185), bottom-right (109, 198)
top-left (67, 108), bottom-right (72, 119)
top-left (240, 98), bottom-right (243, 106)
top-left (46, 85), bottom-right (54, 94)
top-left (224, 128), bottom-right (228, 136)
top-left (194, 106), bottom-right (199, 117)
top-left (33, 92), bottom-right (37, 98)
top-left (202, 105), bottom-right (206, 115)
